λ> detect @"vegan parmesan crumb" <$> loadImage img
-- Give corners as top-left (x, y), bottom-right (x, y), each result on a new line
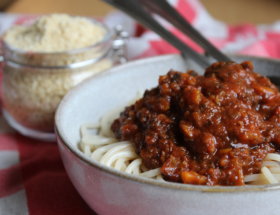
top-left (3, 14), bottom-right (106, 52)
top-left (2, 14), bottom-right (114, 134)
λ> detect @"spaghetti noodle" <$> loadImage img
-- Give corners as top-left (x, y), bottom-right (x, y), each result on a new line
top-left (244, 153), bottom-right (280, 185)
top-left (79, 94), bottom-right (163, 180)
top-left (79, 123), bottom-right (163, 180)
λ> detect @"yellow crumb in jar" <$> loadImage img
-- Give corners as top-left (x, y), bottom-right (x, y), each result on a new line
top-left (2, 14), bottom-right (113, 133)
top-left (3, 14), bottom-right (106, 52)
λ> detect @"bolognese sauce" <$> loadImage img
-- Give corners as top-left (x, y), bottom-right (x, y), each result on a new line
top-left (111, 61), bottom-right (280, 186)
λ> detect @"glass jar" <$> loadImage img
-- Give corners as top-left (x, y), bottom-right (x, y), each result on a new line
top-left (1, 20), bottom-right (127, 141)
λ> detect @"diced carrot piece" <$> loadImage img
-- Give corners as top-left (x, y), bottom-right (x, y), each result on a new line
top-left (181, 171), bottom-right (207, 185)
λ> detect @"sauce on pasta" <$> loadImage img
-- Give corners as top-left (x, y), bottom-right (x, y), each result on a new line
top-left (111, 61), bottom-right (280, 186)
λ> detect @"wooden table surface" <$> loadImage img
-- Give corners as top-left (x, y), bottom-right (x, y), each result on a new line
top-left (5, 0), bottom-right (280, 24)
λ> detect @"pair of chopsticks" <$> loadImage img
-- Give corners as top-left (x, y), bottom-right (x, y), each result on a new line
top-left (102, 0), bottom-right (232, 68)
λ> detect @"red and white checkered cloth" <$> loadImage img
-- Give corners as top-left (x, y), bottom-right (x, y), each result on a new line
top-left (1, 0), bottom-right (280, 214)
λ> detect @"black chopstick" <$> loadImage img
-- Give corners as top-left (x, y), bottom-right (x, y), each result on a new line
top-left (139, 0), bottom-right (232, 62)
top-left (103, 0), bottom-right (211, 68)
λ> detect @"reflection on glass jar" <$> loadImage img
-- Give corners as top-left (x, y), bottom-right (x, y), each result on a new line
top-left (1, 16), bottom-right (126, 141)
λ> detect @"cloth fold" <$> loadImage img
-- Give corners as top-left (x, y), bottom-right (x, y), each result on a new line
top-left (0, 0), bottom-right (280, 214)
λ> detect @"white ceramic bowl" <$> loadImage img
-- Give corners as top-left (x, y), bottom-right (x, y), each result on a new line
top-left (55, 54), bottom-right (280, 215)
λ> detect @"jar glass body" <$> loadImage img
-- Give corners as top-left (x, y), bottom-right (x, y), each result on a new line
top-left (1, 21), bottom-right (119, 140)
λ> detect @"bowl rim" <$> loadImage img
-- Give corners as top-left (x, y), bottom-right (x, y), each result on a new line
top-left (55, 53), bottom-right (280, 193)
